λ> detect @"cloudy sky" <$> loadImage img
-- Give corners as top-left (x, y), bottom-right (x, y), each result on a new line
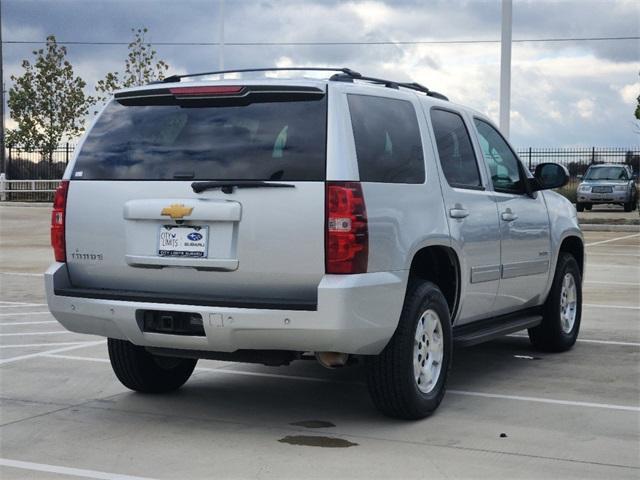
top-left (2, 0), bottom-right (639, 147)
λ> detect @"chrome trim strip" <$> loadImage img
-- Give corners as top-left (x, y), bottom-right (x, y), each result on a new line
top-left (501, 259), bottom-right (549, 279)
top-left (470, 265), bottom-right (501, 283)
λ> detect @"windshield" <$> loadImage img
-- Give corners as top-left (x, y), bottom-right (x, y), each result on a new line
top-left (584, 166), bottom-right (628, 181)
top-left (73, 92), bottom-right (327, 181)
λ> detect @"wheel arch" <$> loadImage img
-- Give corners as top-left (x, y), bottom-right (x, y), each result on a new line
top-left (408, 245), bottom-right (461, 322)
top-left (558, 235), bottom-right (584, 278)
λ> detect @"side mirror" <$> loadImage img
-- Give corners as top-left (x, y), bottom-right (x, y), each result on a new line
top-left (532, 162), bottom-right (569, 191)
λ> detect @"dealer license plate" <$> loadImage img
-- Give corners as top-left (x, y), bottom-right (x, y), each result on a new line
top-left (158, 225), bottom-right (208, 258)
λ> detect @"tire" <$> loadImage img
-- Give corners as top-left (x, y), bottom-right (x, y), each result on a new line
top-left (623, 201), bottom-right (634, 212)
top-left (528, 253), bottom-right (582, 352)
top-left (584, 203), bottom-right (592, 211)
top-left (366, 280), bottom-right (452, 419)
top-left (108, 338), bottom-right (197, 393)
top-left (576, 203), bottom-right (584, 212)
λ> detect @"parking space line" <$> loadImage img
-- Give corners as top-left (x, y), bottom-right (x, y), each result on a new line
top-left (588, 244), bottom-right (640, 248)
top-left (0, 342), bottom-right (95, 349)
top-left (507, 334), bottom-right (640, 347)
top-left (586, 253), bottom-right (640, 257)
top-left (0, 304), bottom-right (48, 309)
top-left (44, 353), bottom-right (108, 363)
top-left (0, 312), bottom-right (51, 317)
top-left (585, 233), bottom-right (640, 247)
top-left (0, 458), bottom-right (157, 480)
top-left (574, 338), bottom-right (640, 347)
top-left (0, 301), bottom-right (46, 305)
top-left (0, 340), bottom-right (105, 365)
top-left (587, 263), bottom-right (640, 268)
top-left (0, 331), bottom-right (70, 336)
top-left (0, 272), bottom-right (43, 277)
top-left (447, 390), bottom-right (640, 412)
top-left (43, 354), bottom-right (640, 412)
top-left (585, 280), bottom-right (639, 286)
top-left (584, 303), bottom-right (640, 310)
top-left (0, 321), bottom-right (57, 326)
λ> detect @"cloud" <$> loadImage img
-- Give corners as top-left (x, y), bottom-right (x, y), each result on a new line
top-left (620, 82), bottom-right (640, 105)
top-left (2, 0), bottom-right (639, 147)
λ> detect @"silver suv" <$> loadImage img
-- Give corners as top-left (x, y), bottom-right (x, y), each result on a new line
top-left (576, 164), bottom-right (637, 212)
top-left (46, 68), bottom-right (584, 419)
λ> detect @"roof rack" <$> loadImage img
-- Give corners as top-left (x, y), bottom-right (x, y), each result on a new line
top-left (157, 67), bottom-right (448, 101)
top-left (159, 67), bottom-right (362, 84)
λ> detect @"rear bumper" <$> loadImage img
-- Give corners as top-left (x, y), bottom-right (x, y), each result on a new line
top-left (45, 263), bottom-right (407, 355)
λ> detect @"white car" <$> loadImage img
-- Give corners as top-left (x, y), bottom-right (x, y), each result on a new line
top-left (46, 67), bottom-right (583, 419)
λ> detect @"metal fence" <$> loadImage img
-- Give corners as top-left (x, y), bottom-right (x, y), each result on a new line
top-left (516, 147), bottom-right (639, 190)
top-left (1, 145), bottom-right (638, 202)
top-left (5, 144), bottom-right (75, 181)
top-left (0, 175), bottom-right (60, 202)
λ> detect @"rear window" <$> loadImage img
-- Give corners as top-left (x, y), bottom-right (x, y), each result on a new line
top-left (347, 94), bottom-right (424, 183)
top-left (72, 89), bottom-right (327, 181)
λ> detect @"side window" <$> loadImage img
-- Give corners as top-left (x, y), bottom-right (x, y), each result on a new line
top-left (429, 109), bottom-right (482, 189)
top-left (473, 118), bottom-right (525, 194)
top-left (347, 94), bottom-right (425, 183)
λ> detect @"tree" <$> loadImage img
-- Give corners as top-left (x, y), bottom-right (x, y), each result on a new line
top-left (95, 28), bottom-right (169, 105)
top-left (7, 35), bottom-right (95, 160)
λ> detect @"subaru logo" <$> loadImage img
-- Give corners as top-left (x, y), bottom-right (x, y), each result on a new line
top-left (187, 232), bottom-right (203, 241)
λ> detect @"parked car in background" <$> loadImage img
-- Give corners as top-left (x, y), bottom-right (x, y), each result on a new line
top-left (576, 164), bottom-right (637, 212)
top-left (46, 67), bottom-right (583, 419)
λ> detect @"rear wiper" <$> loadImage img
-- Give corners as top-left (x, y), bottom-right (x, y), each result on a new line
top-left (191, 181), bottom-right (296, 194)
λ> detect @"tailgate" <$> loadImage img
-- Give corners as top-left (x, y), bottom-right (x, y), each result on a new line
top-left (64, 84), bottom-right (327, 307)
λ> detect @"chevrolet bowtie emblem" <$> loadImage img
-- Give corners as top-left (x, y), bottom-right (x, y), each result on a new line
top-left (161, 204), bottom-right (193, 220)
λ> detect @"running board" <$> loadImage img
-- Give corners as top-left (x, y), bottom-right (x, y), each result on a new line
top-left (453, 311), bottom-right (542, 347)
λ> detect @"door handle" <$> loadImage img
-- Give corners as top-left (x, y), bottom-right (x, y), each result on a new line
top-left (449, 207), bottom-right (469, 219)
top-left (501, 210), bottom-right (518, 222)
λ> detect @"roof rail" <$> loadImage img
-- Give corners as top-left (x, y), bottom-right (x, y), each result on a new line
top-left (159, 67), bottom-right (362, 84)
top-left (331, 72), bottom-right (448, 101)
top-left (156, 66), bottom-right (448, 101)
top-left (349, 77), bottom-right (448, 101)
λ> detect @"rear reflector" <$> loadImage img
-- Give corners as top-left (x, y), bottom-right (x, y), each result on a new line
top-left (169, 86), bottom-right (244, 96)
top-left (326, 182), bottom-right (368, 274)
top-left (51, 180), bottom-right (69, 262)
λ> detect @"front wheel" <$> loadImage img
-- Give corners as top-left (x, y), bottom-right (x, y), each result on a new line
top-left (623, 200), bottom-right (635, 212)
top-left (576, 203), bottom-right (584, 212)
top-left (366, 281), bottom-right (452, 419)
top-left (108, 338), bottom-right (197, 393)
top-left (528, 253), bottom-right (582, 352)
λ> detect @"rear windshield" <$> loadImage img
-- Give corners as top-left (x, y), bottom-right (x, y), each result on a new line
top-left (584, 166), bottom-right (628, 181)
top-left (72, 90), bottom-right (327, 181)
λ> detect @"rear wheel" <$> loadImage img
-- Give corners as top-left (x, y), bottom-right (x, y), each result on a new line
top-left (576, 203), bottom-right (584, 212)
top-left (584, 203), bottom-right (592, 211)
top-left (366, 281), bottom-right (452, 419)
top-left (108, 338), bottom-right (197, 393)
top-left (528, 253), bottom-right (582, 352)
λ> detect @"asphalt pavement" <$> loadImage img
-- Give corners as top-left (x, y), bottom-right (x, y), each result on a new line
top-left (0, 204), bottom-right (638, 479)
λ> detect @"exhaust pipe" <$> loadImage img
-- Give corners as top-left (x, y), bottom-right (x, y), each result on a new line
top-left (315, 351), bottom-right (349, 369)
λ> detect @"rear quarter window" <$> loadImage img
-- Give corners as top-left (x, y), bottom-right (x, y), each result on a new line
top-left (347, 94), bottom-right (425, 184)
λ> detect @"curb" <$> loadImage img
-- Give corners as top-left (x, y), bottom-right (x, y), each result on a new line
top-left (579, 224), bottom-right (640, 232)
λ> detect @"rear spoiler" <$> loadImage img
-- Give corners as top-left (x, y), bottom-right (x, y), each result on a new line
top-left (114, 85), bottom-right (325, 106)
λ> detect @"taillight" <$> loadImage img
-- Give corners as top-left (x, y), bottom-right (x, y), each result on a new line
top-left (51, 180), bottom-right (69, 262)
top-left (169, 86), bottom-right (244, 96)
top-left (325, 182), bottom-right (368, 274)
